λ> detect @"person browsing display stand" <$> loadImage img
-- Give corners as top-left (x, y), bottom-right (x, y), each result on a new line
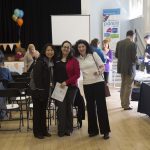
top-left (144, 34), bottom-right (150, 74)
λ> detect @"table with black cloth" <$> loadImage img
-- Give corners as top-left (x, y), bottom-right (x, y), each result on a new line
top-left (138, 82), bottom-right (150, 116)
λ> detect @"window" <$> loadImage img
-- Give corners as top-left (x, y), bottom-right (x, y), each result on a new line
top-left (129, 0), bottom-right (143, 19)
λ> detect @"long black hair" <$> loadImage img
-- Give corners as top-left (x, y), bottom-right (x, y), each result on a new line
top-left (90, 38), bottom-right (99, 47)
top-left (74, 39), bottom-right (93, 57)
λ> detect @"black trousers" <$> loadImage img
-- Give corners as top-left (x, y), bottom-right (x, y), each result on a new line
top-left (32, 94), bottom-right (48, 136)
top-left (83, 82), bottom-right (110, 135)
top-left (57, 86), bottom-right (78, 135)
top-left (145, 63), bottom-right (150, 74)
top-left (104, 72), bottom-right (109, 83)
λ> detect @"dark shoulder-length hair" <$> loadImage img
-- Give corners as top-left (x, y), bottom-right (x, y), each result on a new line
top-left (90, 38), bottom-right (99, 47)
top-left (74, 39), bottom-right (93, 57)
top-left (58, 40), bottom-right (74, 61)
top-left (40, 43), bottom-right (56, 61)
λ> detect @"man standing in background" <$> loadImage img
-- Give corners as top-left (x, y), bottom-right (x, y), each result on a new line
top-left (144, 34), bottom-right (150, 74)
top-left (115, 30), bottom-right (137, 110)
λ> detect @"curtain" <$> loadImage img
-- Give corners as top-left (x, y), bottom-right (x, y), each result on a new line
top-left (0, 0), bottom-right (81, 51)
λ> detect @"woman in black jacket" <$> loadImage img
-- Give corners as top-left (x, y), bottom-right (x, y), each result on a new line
top-left (30, 43), bottom-right (55, 139)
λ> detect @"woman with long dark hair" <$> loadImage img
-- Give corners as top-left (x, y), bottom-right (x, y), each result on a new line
top-left (74, 39), bottom-right (111, 140)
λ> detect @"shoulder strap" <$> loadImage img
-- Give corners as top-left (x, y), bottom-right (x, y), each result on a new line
top-left (92, 54), bottom-right (105, 80)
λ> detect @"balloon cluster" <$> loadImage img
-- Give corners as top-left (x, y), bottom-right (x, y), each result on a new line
top-left (12, 9), bottom-right (24, 27)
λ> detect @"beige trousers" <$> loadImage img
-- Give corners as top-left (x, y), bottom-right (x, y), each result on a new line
top-left (120, 74), bottom-right (135, 109)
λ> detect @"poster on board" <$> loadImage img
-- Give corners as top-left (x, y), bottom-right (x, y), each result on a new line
top-left (103, 8), bottom-right (120, 51)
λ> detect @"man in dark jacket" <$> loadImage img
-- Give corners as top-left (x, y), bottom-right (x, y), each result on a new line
top-left (144, 34), bottom-right (150, 74)
top-left (115, 30), bottom-right (137, 110)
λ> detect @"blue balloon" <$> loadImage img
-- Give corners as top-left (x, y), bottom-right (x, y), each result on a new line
top-left (19, 10), bottom-right (24, 18)
top-left (14, 9), bottom-right (20, 17)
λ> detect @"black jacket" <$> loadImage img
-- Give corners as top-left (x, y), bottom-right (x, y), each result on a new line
top-left (33, 56), bottom-right (51, 98)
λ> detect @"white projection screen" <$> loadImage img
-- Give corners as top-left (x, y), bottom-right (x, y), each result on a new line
top-left (51, 15), bottom-right (90, 45)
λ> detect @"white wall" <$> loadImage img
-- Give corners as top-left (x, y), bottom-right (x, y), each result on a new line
top-left (143, 0), bottom-right (150, 34)
top-left (81, 0), bottom-right (130, 42)
top-left (129, 0), bottom-right (150, 55)
top-left (130, 0), bottom-right (150, 36)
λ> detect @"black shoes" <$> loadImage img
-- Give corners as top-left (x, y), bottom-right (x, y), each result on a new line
top-left (89, 132), bottom-right (110, 140)
top-left (58, 133), bottom-right (65, 137)
top-left (65, 131), bottom-right (71, 136)
top-left (89, 133), bottom-right (99, 137)
top-left (44, 132), bottom-right (51, 137)
top-left (78, 119), bottom-right (82, 128)
top-left (103, 133), bottom-right (109, 140)
top-left (34, 135), bottom-right (44, 139)
top-left (34, 132), bottom-right (51, 139)
top-left (124, 107), bottom-right (133, 110)
top-left (58, 131), bottom-right (71, 137)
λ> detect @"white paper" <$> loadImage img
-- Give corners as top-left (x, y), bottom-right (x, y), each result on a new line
top-left (51, 82), bottom-right (68, 102)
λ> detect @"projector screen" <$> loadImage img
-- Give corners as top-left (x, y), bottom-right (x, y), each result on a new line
top-left (51, 15), bottom-right (90, 45)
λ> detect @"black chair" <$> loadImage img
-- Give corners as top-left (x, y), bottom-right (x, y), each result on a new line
top-left (22, 72), bottom-right (30, 77)
top-left (27, 97), bottom-right (56, 131)
top-left (0, 88), bottom-right (22, 131)
top-left (11, 74), bottom-right (27, 80)
top-left (73, 88), bottom-right (85, 128)
top-left (14, 77), bottom-right (30, 84)
top-left (47, 99), bottom-right (57, 128)
top-left (8, 82), bottom-right (30, 126)
top-left (27, 102), bottom-right (33, 131)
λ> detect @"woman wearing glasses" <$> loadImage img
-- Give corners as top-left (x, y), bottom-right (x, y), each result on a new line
top-left (54, 41), bottom-right (80, 137)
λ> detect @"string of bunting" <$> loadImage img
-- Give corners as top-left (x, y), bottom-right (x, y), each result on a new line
top-left (0, 9), bottom-right (24, 51)
top-left (0, 43), bottom-right (20, 51)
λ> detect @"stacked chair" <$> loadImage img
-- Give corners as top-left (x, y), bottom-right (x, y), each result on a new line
top-left (8, 82), bottom-right (30, 126)
top-left (0, 72), bottom-right (82, 132)
top-left (0, 88), bottom-right (22, 131)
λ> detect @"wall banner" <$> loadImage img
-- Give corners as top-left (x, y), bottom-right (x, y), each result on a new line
top-left (103, 8), bottom-right (120, 51)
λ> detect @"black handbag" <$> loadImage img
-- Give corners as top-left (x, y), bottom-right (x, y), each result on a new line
top-left (104, 82), bottom-right (111, 97)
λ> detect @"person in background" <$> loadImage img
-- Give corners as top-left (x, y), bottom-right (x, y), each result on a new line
top-left (30, 43), bottom-right (55, 139)
top-left (74, 39), bottom-right (110, 140)
top-left (0, 50), bottom-right (13, 119)
top-left (102, 39), bottom-right (113, 83)
top-left (24, 44), bottom-right (40, 72)
top-left (15, 47), bottom-right (25, 61)
top-left (54, 41), bottom-right (80, 137)
top-left (90, 38), bottom-right (106, 63)
top-left (115, 30), bottom-right (137, 110)
top-left (0, 50), bottom-right (13, 87)
top-left (144, 34), bottom-right (150, 74)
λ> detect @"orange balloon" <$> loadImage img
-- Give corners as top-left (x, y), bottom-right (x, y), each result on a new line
top-left (17, 18), bottom-right (23, 27)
